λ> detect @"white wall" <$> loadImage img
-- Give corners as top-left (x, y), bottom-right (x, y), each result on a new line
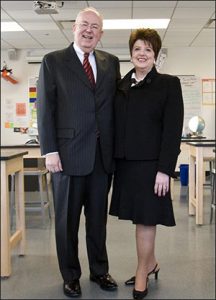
top-left (162, 47), bottom-right (215, 139)
top-left (1, 46), bottom-right (215, 145)
top-left (1, 50), bottom-right (41, 145)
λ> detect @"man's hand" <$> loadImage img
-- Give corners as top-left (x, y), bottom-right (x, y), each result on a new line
top-left (154, 171), bottom-right (169, 197)
top-left (45, 153), bottom-right (63, 173)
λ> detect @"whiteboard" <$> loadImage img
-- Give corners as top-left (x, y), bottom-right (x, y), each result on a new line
top-left (176, 75), bottom-right (201, 134)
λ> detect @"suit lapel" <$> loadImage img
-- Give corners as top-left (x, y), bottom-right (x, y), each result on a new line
top-left (94, 50), bottom-right (106, 88)
top-left (63, 44), bottom-right (92, 89)
top-left (63, 44), bottom-right (108, 90)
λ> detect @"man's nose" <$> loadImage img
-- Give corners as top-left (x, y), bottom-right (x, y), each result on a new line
top-left (86, 24), bottom-right (93, 31)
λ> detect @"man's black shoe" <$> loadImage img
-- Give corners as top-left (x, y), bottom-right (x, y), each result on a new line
top-left (90, 273), bottom-right (118, 291)
top-left (63, 280), bottom-right (81, 298)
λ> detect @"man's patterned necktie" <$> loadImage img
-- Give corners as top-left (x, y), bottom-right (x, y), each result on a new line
top-left (83, 53), bottom-right (95, 88)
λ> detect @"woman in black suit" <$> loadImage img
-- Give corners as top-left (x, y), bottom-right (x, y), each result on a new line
top-left (109, 28), bottom-right (184, 299)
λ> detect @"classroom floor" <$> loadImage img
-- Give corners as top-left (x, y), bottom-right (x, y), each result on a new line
top-left (1, 180), bottom-right (215, 299)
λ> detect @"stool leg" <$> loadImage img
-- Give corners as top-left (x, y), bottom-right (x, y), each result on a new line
top-left (44, 173), bottom-right (51, 219)
top-left (10, 174), bottom-right (15, 229)
top-left (38, 174), bottom-right (46, 226)
top-left (210, 173), bottom-right (215, 224)
top-left (209, 161), bottom-right (213, 186)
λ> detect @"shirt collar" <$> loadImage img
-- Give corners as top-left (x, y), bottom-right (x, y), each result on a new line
top-left (131, 72), bottom-right (146, 82)
top-left (73, 42), bottom-right (94, 57)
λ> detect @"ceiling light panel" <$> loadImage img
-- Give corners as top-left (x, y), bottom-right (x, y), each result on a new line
top-left (133, 1), bottom-right (176, 8)
top-left (103, 19), bottom-right (170, 29)
top-left (1, 21), bottom-right (24, 32)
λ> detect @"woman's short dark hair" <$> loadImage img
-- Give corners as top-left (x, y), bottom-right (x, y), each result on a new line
top-left (129, 28), bottom-right (162, 59)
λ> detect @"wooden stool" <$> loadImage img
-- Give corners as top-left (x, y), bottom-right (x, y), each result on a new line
top-left (23, 167), bottom-right (51, 225)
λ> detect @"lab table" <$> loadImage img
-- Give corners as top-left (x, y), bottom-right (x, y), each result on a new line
top-left (1, 150), bottom-right (28, 277)
top-left (187, 141), bottom-right (216, 225)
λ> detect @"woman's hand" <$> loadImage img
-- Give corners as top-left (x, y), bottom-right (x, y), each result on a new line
top-left (154, 171), bottom-right (169, 197)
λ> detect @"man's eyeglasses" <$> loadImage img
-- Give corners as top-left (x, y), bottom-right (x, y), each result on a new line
top-left (77, 22), bottom-right (101, 32)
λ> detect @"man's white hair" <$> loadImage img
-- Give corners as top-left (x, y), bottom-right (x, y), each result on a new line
top-left (76, 7), bottom-right (103, 28)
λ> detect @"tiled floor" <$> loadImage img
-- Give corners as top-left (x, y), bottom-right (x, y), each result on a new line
top-left (1, 180), bottom-right (215, 299)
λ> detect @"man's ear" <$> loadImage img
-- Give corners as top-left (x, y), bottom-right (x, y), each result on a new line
top-left (100, 30), bottom-right (104, 39)
top-left (72, 23), bottom-right (76, 33)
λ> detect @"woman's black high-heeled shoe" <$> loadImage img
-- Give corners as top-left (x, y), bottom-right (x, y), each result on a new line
top-left (132, 278), bottom-right (149, 299)
top-left (148, 263), bottom-right (160, 280)
top-left (125, 263), bottom-right (160, 285)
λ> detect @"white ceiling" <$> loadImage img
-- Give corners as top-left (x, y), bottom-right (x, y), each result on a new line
top-left (1, 0), bottom-right (215, 59)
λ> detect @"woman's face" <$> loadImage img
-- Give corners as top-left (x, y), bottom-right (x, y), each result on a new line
top-left (131, 39), bottom-right (155, 73)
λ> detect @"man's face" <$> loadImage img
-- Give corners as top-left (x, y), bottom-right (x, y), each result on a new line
top-left (73, 11), bottom-right (103, 53)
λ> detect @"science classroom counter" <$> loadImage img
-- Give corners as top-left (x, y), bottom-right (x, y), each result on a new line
top-left (1, 144), bottom-right (41, 158)
top-left (1, 138), bottom-right (214, 155)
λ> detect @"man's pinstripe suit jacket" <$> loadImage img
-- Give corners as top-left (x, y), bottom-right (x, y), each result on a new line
top-left (37, 43), bottom-right (121, 175)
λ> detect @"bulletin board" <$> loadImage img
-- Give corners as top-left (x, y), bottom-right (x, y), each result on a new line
top-left (177, 75), bottom-right (202, 132)
top-left (3, 77), bottom-right (39, 135)
top-left (4, 99), bottom-right (29, 132)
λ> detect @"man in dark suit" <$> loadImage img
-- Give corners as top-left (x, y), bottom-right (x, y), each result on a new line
top-left (37, 7), bottom-right (121, 298)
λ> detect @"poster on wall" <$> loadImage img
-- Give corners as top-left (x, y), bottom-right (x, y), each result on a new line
top-left (16, 103), bottom-right (26, 116)
top-left (4, 98), bottom-right (14, 128)
top-left (29, 77), bottom-right (38, 130)
top-left (14, 102), bottom-right (28, 131)
top-left (202, 78), bottom-right (215, 105)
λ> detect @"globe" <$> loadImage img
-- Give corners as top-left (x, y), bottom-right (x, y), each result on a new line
top-left (188, 116), bottom-right (205, 136)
